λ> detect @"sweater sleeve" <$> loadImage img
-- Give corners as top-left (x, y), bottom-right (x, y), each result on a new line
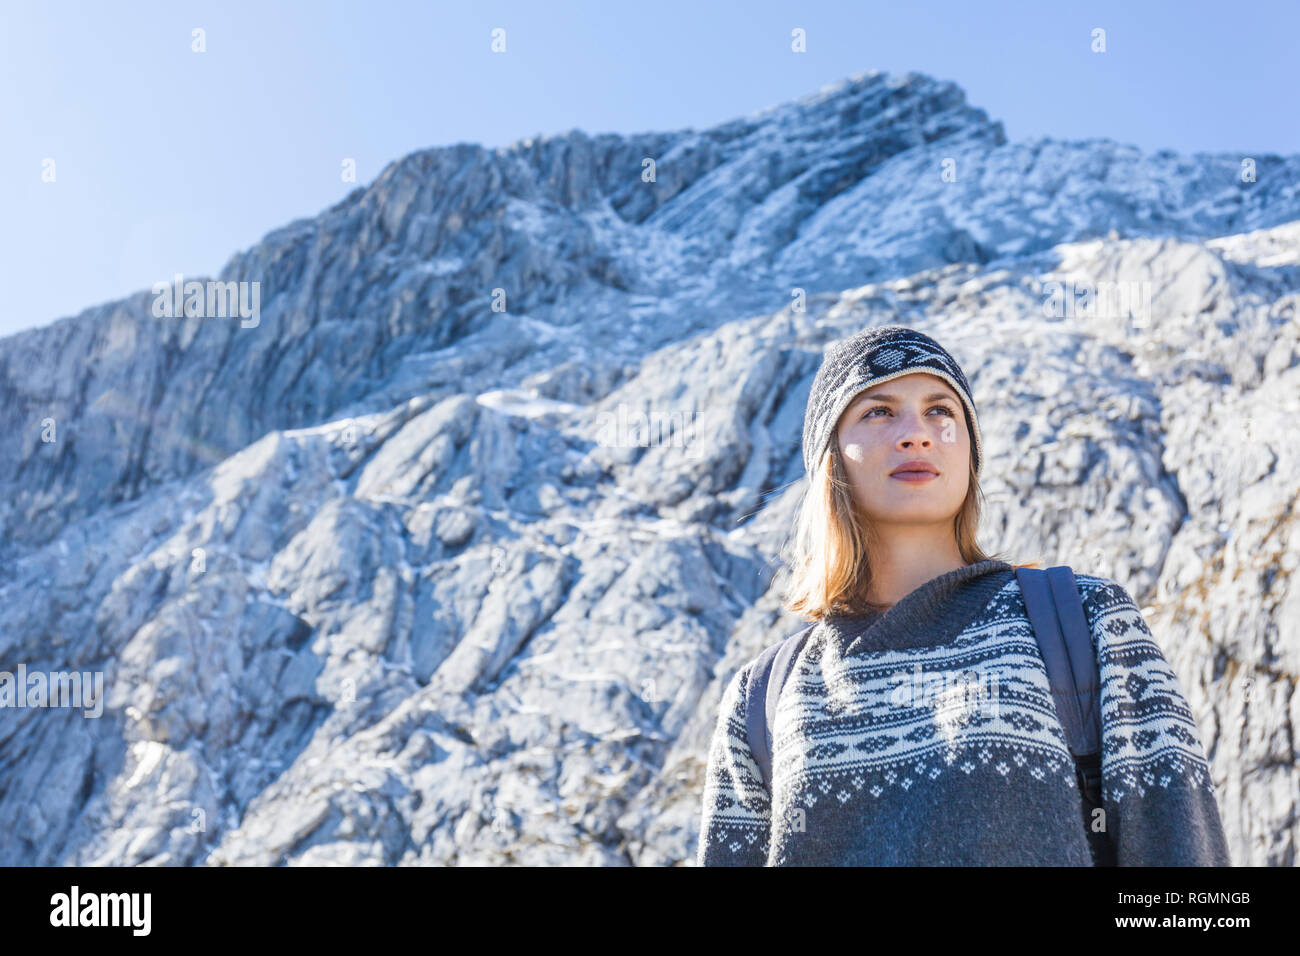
top-left (696, 658), bottom-right (773, 866)
top-left (1085, 578), bottom-right (1232, 866)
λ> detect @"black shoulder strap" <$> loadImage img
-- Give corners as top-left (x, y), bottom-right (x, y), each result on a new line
top-left (744, 624), bottom-right (815, 791)
top-left (1015, 564), bottom-right (1108, 855)
top-left (1014, 566), bottom-right (1102, 758)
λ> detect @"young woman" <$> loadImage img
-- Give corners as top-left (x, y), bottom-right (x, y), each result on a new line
top-left (697, 325), bottom-right (1231, 866)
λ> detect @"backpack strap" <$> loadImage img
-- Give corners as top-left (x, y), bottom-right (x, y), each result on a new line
top-left (744, 623), bottom-right (815, 791)
top-left (1015, 565), bottom-right (1112, 864)
top-left (1014, 566), bottom-right (1102, 758)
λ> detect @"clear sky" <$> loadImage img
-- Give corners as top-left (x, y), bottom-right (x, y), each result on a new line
top-left (2, 0), bottom-right (1297, 339)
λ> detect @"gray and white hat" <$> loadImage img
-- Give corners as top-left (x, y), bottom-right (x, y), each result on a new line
top-left (801, 325), bottom-right (983, 477)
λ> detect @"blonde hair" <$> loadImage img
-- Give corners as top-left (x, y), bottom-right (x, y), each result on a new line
top-left (775, 437), bottom-right (1036, 620)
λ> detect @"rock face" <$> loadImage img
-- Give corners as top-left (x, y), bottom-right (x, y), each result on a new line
top-left (0, 68), bottom-right (1296, 866)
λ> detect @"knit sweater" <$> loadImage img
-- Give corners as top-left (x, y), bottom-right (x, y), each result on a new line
top-left (696, 560), bottom-right (1232, 866)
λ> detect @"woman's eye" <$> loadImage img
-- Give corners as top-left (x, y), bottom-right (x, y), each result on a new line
top-left (862, 405), bottom-right (954, 419)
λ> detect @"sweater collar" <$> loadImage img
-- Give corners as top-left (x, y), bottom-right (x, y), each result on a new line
top-left (824, 559), bottom-right (1015, 656)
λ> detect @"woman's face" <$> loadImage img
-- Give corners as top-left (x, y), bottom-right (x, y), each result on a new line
top-left (834, 372), bottom-right (971, 527)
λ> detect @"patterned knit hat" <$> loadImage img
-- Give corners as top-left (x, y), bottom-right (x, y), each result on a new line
top-left (801, 325), bottom-right (983, 477)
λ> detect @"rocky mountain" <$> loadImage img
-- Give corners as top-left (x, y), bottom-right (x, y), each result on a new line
top-left (1, 69), bottom-right (1296, 865)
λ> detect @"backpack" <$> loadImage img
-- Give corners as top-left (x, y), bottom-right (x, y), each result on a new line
top-left (743, 565), bottom-right (1116, 866)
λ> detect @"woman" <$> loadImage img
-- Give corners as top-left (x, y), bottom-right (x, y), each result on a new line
top-left (696, 325), bottom-right (1231, 866)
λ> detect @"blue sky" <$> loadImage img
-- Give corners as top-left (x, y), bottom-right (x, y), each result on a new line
top-left (2, 0), bottom-right (1297, 338)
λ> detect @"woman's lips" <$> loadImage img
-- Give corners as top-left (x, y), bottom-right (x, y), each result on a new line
top-left (890, 471), bottom-right (938, 483)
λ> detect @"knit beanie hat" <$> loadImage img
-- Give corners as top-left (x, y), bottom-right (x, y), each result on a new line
top-left (801, 325), bottom-right (983, 477)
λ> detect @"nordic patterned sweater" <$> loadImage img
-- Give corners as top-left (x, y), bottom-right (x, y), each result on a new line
top-left (696, 560), bottom-right (1232, 866)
